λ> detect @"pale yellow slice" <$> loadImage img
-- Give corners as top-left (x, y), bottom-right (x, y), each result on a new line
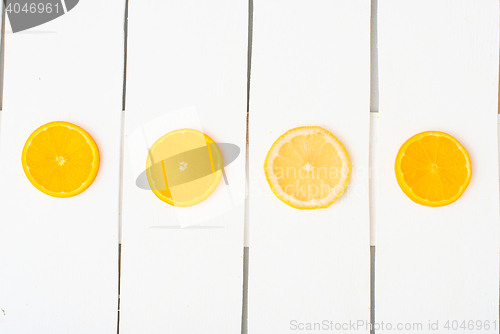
top-left (264, 126), bottom-right (350, 209)
top-left (146, 128), bottom-right (222, 207)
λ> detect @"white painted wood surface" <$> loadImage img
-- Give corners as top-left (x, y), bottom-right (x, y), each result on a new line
top-left (248, 1), bottom-right (371, 333)
top-left (119, 1), bottom-right (248, 333)
top-left (369, 113), bottom-right (379, 246)
top-left (0, 1), bottom-right (125, 333)
top-left (376, 1), bottom-right (499, 332)
top-left (0, 1), bottom-right (499, 333)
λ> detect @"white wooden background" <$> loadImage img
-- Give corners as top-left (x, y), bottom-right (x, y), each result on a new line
top-left (0, 1), bottom-right (498, 334)
top-left (248, 2), bottom-right (370, 334)
top-left (376, 2), bottom-right (499, 334)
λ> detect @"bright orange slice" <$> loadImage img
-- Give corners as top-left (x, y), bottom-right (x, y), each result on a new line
top-left (264, 126), bottom-right (350, 209)
top-left (395, 131), bottom-right (472, 207)
top-left (22, 121), bottom-right (100, 197)
top-left (146, 129), bottom-right (222, 207)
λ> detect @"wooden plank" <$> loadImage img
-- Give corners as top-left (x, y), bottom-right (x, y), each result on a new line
top-left (247, 1), bottom-right (371, 332)
top-left (376, 1), bottom-right (499, 332)
top-left (0, 1), bottom-right (124, 333)
top-left (119, 1), bottom-right (247, 333)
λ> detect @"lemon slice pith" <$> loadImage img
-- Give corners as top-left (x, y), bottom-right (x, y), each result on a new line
top-left (395, 131), bottom-right (472, 207)
top-left (264, 126), bottom-right (350, 209)
top-left (22, 121), bottom-right (100, 198)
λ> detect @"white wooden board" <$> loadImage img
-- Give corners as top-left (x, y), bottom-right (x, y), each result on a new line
top-left (119, 1), bottom-right (247, 333)
top-left (248, 1), bottom-right (371, 333)
top-left (376, 1), bottom-right (499, 332)
top-left (0, 1), bottom-right (125, 333)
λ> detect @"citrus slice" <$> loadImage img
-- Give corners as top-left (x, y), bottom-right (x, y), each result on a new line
top-left (146, 129), bottom-right (222, 207)
top-left (22, 121), bottom-right (100, 197)
top-left (264, 126), bottom-right (350, 209)
top-left (395, 131), bottom-right (472, 207)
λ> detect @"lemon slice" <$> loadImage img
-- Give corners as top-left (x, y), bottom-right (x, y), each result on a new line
top-left (146, 129), bottom-right (222, 207)
top-left (395, 131), bottom-right (472, 207)
top-left (264, 126), bottom-right (350, 209)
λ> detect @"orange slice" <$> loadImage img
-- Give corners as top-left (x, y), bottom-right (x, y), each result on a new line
top-left (22, 121), bottom-right (100, 197)
top-left (146, 129), bottom-right (222, 207)
top-left (264, 126), bottom-right (350, 209)
top-left (395, 131), bottom-right (472, 207)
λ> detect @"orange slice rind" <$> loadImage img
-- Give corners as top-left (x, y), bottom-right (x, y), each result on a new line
top-left (22, 121), bottom-right (100, 198)
top-left (395, 131), bottom-right (472, 207)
